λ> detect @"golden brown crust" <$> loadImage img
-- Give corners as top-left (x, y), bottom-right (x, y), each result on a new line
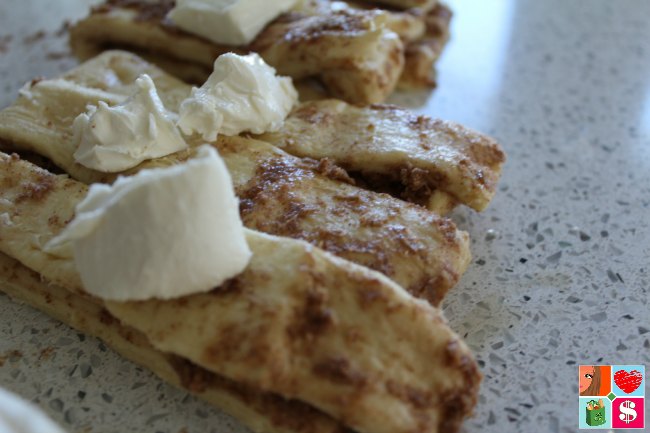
top-left (94, 0), bottom-right (176, 23)
top-left (0, 51), bottom-right (472, 305)
top-left (0, 153), bottom-right (85, 293)
top-left (0, 251), bottom-right (348, 433)
top-left (71, 1), bottom-right (405, 104)
top-left (0, 153), bottom-right (481, 433)
top-left (400, 3), bottom-right (452, 88)
top-left (253, 9), bottom-right (405, 104)
top-left (218, 137), bottom-right (471, 305)
top-left (106, 232), bottom-right (481, 433)
top-left (258, 99), bottom-right (505, 211)
top-left (0, 34), bottom-right (491, 433)
top-left (347, 1), bottom-right (426, 42)
top-left (70, 0), bottom-right (452, 99)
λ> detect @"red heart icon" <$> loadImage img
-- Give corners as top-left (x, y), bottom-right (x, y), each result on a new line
top-left (614, 369), bottom-right (643, 394)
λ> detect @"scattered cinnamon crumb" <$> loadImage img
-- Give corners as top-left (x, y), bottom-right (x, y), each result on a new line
top-left (0, 350), bottom-right (23, 367)
top-left (0, 35), bottom-right (12, 54)
top-left (38, 346), bottom-right (56, 361)
top-left (23, 30), bottom-right (46, 44)
top-left (56, 21), bottom-right (71, 38)
top-left (15, 173), bottom-right (55, 203)
top-left (29, 76), bottom-right (45, 87)
top-left (46, 51), bottom-right (71, 60)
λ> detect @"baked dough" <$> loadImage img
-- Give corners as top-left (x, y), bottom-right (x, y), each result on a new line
top-left (0, 152), bottom-right (481, 433)
top-left (339, 1), bottom-right (452, 88)
top-left (258, 99), bottom-right (505, 212)
top-left (70, 0), bottom-right (404, 104)
top-left (69, 0), bottom-right (452, 102)
top-left (400, 3), bottom-right (452, 88)
top-left (0, 47), bottom-right (503, 432)
top-left (0, 251), bottom-right (345, 433)
top-left (0, 50), bottom-right (474, 305)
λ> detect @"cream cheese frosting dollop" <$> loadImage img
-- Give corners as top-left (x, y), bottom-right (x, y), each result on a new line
top-left (177, 53), bottom-right (298, 141)
top-left (73, 74), bottom-right (188, 173)
top-left (47, 145), bottom-right (251, 301)
top-left (168, 0), bottom-right (299, 46)
top-left (0, 387), bottom-right (67, 433)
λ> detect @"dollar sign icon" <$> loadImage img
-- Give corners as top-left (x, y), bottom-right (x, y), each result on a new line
top-left (619, 400), bottom-right (637, 424)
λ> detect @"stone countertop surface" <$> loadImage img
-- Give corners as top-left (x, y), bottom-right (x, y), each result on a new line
top-left (0, 1), bottom-right (648, 432)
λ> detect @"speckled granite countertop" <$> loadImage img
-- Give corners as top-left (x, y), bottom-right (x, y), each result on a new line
top-left (0, 1), bottom-right (648, 432)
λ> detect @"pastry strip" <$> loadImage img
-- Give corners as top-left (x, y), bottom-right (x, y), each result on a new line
top-left (400, 3), bottom-right (452, 88)
top-left (258, 99), bottom-right (505, 212)
top-left (70, 0), bottom-right (404, 104)
top-left (0, 51), bottom-right (472, 305)
top-left (0, 152), bottom-right (481, 433)
top-left (305, 0), bottom-right (452, 89)
top-left (0, 251), bottom-right (347, 433)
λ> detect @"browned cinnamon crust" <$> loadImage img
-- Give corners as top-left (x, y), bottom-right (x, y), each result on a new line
top-left (0, 51), bottom-right (473, 306)
top-left (93, 0), bottom-right (175, 23)
top-left (167, 356), bottom-right (353, 433)
top-left (216, 138), bottom-right (470, 305)
top-left (0, 245), bottom-right (480, 433)
top-left (253, 8), bottom-right (404, 104)
top-left (0, 251), bottom-right (349, 433)
top-left (0, 152), bottom-right (481, 433)
top-left (258, 100), bottom-right (505, 212)
top-left (400, 3), bottom-right (452, 88)
top-left (71, 0), bottom-right (405, 104)
top-left (299, 0), bottom-right (452, 89)
top-left (69, 0), bottom-right (452, 101)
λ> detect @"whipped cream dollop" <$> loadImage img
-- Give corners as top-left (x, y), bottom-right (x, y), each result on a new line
top-left (0, 387), bottom-right (67, 433)
top-left (47, 145), bottom-right (251, 301)
top-left (168, 0), bottom-right (298, 46)
top-left (73, 74), bottom-right (188, 173)
top-left (177, 53), bottom-right (298, 141)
